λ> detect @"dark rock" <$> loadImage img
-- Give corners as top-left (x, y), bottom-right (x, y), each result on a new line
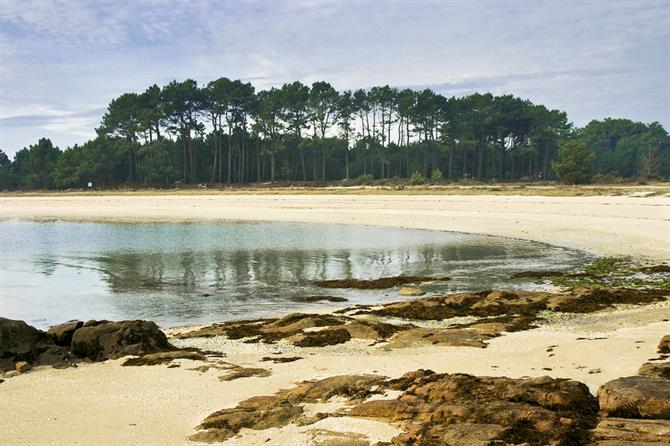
top-left (294, 328), bottom-right (351, 347)
top-left (37, 345), bottom-right (77, 368)
top-left (290, 296), bottom-right (348, 303)
top-left (261, 356), bottom-right (302, 363)
top-left (47, 320), bottom-right (83, 346)
top-left (0, 317), bottom-right (55, 371)
top-left (313, 275), bottom-right (450, 290)
top-left (639, 264), bottom-right (670, 273)
top-left (71, 320), bottom-right (172, 361)
top-left (121, 350), bottom-right (206, 366)
top-left (598, 375), bottom-right (670, 419)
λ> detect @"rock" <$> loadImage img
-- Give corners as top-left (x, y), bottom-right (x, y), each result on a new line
top-left (384, 327), bottom-right (489, 349)
top-left (47, 320), bottom-right (83, 346)
top-left (15, 361), bottom-right (31, 373)
top-left (121, 350), bottom-right (206, 366)
top-left (190, 395), bottom-right (304, 443)
top-left (589, 417), bottom-right (670, 444)
top-left (658, 335), bottom-right (670, 354)
top-left (37, 345), bottom-right (77, 368)
top-left (191, 374), bottom-right (384, 442)
top-left (0, 317), bottom-right (55, 371)
top-left (4, 370), bottom-right (19, 378)
top-left (639, 362), bottom-right (670, 379)
top-left (261, 356), bottom-right (302, 363)
top-left (598, 376), bottom-right (670, 419)
top-left (290, 296), bottom-right (348, 303)
top-left (313, 275), bottom-right (450, 290)
top-left (294, 328), bottom-right (351, 347)
top-left (71, 320), bottom-right (172, 361)
top-left (193, 371), bottom-right (597, 446)
top-left (218, 367), bottom-right (271, 381)
top-left (399, 287), bottom-right (425, 296)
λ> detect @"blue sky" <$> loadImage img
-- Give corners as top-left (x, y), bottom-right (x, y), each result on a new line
top-left (1, 0), bottom-right (668, 156)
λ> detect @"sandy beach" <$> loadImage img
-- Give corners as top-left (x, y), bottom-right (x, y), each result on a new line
top-left (1, 192), bottom-right (669, 445)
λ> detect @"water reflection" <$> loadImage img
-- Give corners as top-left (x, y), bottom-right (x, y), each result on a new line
top-left (0, 220), bottom-right (591, 328)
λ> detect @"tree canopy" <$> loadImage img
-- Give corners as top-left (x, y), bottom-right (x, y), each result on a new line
top-left (2, 77), bottom-right (668, 190)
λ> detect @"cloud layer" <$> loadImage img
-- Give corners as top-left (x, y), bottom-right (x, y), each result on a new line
top-left (1, 0), bottom-right (668, 155)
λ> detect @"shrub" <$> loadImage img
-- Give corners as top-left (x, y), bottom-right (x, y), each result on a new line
top-left (430, 169), bottom-right (443, 183)
top-left (410, 171), bottom-right (425, 185)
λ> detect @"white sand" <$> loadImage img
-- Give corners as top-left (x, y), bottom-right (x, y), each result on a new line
top-left (1, 193), bottom-right (669, 445)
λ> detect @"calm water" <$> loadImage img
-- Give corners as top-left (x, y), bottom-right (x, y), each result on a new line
top-left (0, 220), bottom-right (590, 329)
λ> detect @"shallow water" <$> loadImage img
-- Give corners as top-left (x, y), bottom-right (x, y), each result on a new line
top-left (0, 220), bottom-right (591, 329)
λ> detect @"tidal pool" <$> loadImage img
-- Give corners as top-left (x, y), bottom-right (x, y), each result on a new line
top-left (0, 220), bottom-right (591, 329)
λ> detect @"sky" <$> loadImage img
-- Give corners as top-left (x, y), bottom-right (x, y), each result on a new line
top-left (0, 0), bottom-right (668, 156)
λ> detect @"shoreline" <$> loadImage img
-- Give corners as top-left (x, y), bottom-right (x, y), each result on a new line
top-left (1, 193), bottom-right (669, 260)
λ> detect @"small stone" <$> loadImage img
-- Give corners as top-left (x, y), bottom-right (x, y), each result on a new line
top-left (658, 335), bottom-right (670, 354)
top-left (588, 368), bottom-right (602, 374)
top-left (399, 287), bottom-right (425, 296)
top-left (4, 370), bottom-right (19, 378)
top-left (15, 361), bottom-right (31, 373)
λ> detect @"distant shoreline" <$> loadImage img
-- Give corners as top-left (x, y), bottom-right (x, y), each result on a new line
top-left (1, 192), bottom-right (669, 260)
top-left (2, 181), bottom-right (670, 197)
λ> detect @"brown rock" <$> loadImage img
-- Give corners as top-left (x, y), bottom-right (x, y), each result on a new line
top-left (598, 376), bottom-right (670, 419)
top-left (218, 367), bottom-right (271, 381)
top-left (71, 320), bottom-right (172, 361)
top-left (589, 417), bottom-right (670, 444)
top-left (121, 350), bottom-right (206, 366)
top-left (47, 320), bottom-right (83, 346)
top-left (294, 328), bottom-right (351, 347)
top-left (15, 361), bottom-right (31, 373)
top-left (638, 362), bottom-right (670, 379)
top-left (659, 335), bottom-right (670, 354)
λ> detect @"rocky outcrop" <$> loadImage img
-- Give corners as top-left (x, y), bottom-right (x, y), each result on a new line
top-left (0, 317), bottom-right (58, 371)
top-left (71, 320), bottom-right (173, 361)
top-left (597, 376), bottom-right (670, 419)
top-left (191, 374), bottom-right (384, 443)
top-left (177, 312), bottom-right (406, 347)
top-left (178, 287), bottom-right (669, 351)
top-left (47, 321), bottom-right (83, 346)
top-left (191, 371), bottom-right (598, 445)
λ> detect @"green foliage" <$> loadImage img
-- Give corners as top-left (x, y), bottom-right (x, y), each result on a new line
top-left (552, 140), bottom-right (595, 184)
top-left (410, 171), bottom-right (425, 185)
top-left (3, 76), bottom-right (668, 190)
